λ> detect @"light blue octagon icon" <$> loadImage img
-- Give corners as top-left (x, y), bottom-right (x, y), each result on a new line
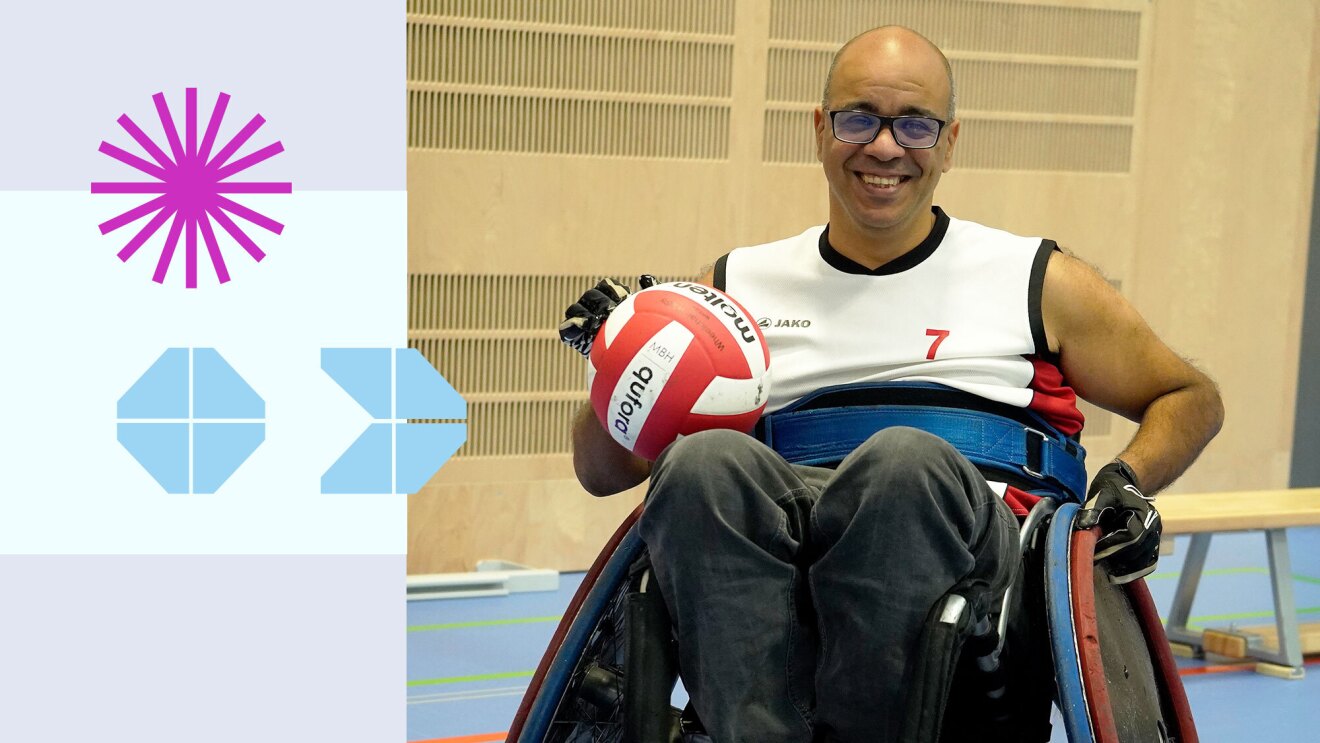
top-left (117, 348), bottom-right (265, 493)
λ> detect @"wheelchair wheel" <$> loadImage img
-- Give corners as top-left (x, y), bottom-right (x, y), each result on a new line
top-left (1048, 502), bottom-right (1200, 743)
top-left (1126, 578), bottom-right (1198, 741)
top-left (508, 505), bottom-right (648, 743)
top-left (545, 576), bottom-right (632, 742)
top-left (1046, 502), bottom-right (1095, 742)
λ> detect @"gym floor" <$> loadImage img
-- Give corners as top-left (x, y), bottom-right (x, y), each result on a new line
top-left (407, 528), bottom-right (1320, 742)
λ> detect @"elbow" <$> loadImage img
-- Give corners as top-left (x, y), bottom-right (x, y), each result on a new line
top-left (1207, 386), bottom-right (1226, 440)
top-left (576, 466), bottom-right (620, 498)
top-left (569, 403), bottom-right (653, 496)
top-left (573, 449), bottom-right (649, 497)
top-left (581, 479), bottom-right (622, 498)
top-left (575, 469), bottom-right (646, 498)
top-left (1193, 374), bottom-right (1226, 442)
top-left (573, 449), bottom-right (614, 497)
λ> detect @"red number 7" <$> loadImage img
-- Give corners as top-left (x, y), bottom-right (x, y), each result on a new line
top-left (926, 329), bottom-right (950, 360)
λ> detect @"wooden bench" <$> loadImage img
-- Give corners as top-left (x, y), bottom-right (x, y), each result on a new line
top-left (1156, 488), bottom-right (1320, 678)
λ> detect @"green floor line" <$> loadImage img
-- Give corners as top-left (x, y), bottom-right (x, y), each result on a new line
top-left (408, 615), bottom-right (562, 632)
top-left (407, 670), bottom-right (536, 687)
top-left (1161, 605), bottom-right (1320, 629)
top-left (1148, 567), bottom-right (1320, 584)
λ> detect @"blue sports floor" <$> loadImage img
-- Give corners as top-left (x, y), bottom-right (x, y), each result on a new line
top-left (407, 528), bottom-right (1320, 742)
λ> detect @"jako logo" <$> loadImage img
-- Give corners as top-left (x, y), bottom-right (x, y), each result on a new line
top-left (613, 366), bottom-right (654, 435)
top-left (671, 282), bottom-right (757, 344)
top-left (757, 317), bottom-right (813, 329)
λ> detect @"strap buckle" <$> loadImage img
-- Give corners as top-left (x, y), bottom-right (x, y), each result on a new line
top-left (1023, 427), bottom-right (1047, 479)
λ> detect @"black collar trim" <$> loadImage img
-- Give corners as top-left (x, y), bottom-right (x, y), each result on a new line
top-left (819, 207), bottom-right (949, 276)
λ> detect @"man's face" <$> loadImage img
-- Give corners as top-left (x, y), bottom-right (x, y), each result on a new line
top-left (814, 35), bottom-right (959, 242)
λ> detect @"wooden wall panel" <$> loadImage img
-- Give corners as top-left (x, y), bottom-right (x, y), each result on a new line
top-left (406, 0), bottom-right (1320, 573)
top-left (408, 479), bottom-right (643, 574)
top-left (407, 154), bottom-right (739, 276)
top-left (1128, 0), bottom-right (1320, 493)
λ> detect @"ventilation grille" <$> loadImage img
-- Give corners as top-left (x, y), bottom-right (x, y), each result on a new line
top-left (954, 60), bottom-right (1137, 117)
top-left (763, 0), bottom-right (1142, 171)
top-left (409, 90), bottom-right (730, 158)
top-left (407, 3), bottom-right (735, 157)
top-left (767, 50), bottom-right (1137, 117)
top-left (956, 120), bottom-right (1132, 172)
top-left (408, 274), bottom-right (697, 331)
top-left (406, 0), bottom-right (734, 35)
top-left (411, 336), bottom-right (583, 396)
top-left (410, 274), bottom-right (682, 459)
top-left (768, 0), bottom-right (1140, 60)
top-left (457, 400), bottom-right (580, 457)
top-left (763, 109), bottom-right (819, 165)
top-left (408, 25), bottom-right (733, 96)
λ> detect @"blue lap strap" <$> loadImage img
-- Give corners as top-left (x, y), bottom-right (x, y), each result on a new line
top-left (758, 404), bottom-right (1087, 502)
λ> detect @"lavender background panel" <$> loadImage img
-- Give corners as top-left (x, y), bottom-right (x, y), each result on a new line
top-left (0, 555), bottom-right (403, 742)
top-left (0, 1), bottom-right (402, 191)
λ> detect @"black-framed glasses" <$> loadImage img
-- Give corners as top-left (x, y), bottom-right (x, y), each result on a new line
top-left (828, 110), bottom-right (947, 149)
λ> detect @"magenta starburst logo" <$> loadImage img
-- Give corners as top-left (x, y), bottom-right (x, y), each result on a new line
top-left (92, 88), bottom-right (292, 288)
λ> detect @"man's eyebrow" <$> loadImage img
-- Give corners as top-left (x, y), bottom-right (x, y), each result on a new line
top-left (837, 101), bottom-right (881, 114)
top-left (900, 105), bottom-right (941, 119)
top-left (832, 101), bottom-right (942, 119)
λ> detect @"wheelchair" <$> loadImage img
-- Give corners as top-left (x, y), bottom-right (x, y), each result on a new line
top-left (507, 489), bottom-right (1198, 742)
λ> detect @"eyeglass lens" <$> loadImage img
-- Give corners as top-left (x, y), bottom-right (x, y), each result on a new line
top-left (832, 112), bottom-right (941, 148)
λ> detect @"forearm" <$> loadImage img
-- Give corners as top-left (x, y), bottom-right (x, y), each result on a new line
top-left (1114, 376), bottom-right (1224, 494)
top-left (571, 402), bottom-right (653, 496)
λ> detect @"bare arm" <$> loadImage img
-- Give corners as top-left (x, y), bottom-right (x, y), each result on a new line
top-left (571, 402), bottom-right (653, 496)
top-left (1042, 252), bottom-right (1224, 493)
top-left (569, 268), bottom-right (718, 496)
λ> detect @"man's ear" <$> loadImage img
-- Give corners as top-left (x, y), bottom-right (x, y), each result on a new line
top-left (941, 119), bottom-right (960, 173)
top-left (813, 108), bottom-right (828, 163)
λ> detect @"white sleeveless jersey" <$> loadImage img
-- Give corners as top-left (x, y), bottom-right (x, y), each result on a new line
top-left (715, 207), bottom-right (1084, 436)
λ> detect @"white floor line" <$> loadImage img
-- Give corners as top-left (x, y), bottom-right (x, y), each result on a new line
top-left (408, 685), bottom-right (529, 705)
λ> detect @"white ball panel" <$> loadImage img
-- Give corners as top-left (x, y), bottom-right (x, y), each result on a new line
top-left (689, 371), bottom-right (771, 416)
top-left (601, 321), bottom-right (694, 451)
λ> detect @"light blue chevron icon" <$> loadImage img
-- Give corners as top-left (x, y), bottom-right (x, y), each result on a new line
top-left (320, 348), bottom-right (467, 494)
top-left (117, 348), bottom-right (266, 494)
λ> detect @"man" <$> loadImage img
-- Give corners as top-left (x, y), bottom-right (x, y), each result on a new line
top-left (560, 26), bottom-right (1223, 742)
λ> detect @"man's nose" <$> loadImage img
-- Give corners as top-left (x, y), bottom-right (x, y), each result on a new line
top-left (861, 124), bottom-right (906, 160)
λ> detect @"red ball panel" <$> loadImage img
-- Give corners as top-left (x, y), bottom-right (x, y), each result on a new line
top-left (629, 291), bottom-right (752, 377)
top-left (627, 348), bottom-right (715, 461)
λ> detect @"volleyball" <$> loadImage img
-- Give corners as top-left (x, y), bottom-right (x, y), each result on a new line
top-left (587, 282), bottom-right (771, 461)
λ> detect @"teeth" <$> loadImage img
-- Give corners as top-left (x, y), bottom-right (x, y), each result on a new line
top-left (861, 174), bottom-right (902, 187)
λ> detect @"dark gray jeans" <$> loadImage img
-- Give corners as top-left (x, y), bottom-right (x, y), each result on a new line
top-left (638, 427), bottom-right (1019, 743)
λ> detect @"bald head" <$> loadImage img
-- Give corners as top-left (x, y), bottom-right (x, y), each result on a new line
top-left (821, 26), bottom-right (956, 120)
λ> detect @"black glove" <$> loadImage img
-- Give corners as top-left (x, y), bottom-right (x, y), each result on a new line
top-left (1075, 460), bottom-right (1161, 584)
top-left (558, 275), bottom-right (657, 357)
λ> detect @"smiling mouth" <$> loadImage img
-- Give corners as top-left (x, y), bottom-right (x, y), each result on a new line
top-left (858, 173), bottom-right (910, 190)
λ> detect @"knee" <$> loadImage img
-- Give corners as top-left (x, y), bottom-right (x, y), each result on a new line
top-left (646, 429), bottom-right (762, 513)
top-left (655, 428), bottom-right (756, 474)
top-left (827, 427), bottom-right (983, 516)
top-left (643, 430), bottom-right (805, 556)
top-left (847, 426), bottom-right (964, 481)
